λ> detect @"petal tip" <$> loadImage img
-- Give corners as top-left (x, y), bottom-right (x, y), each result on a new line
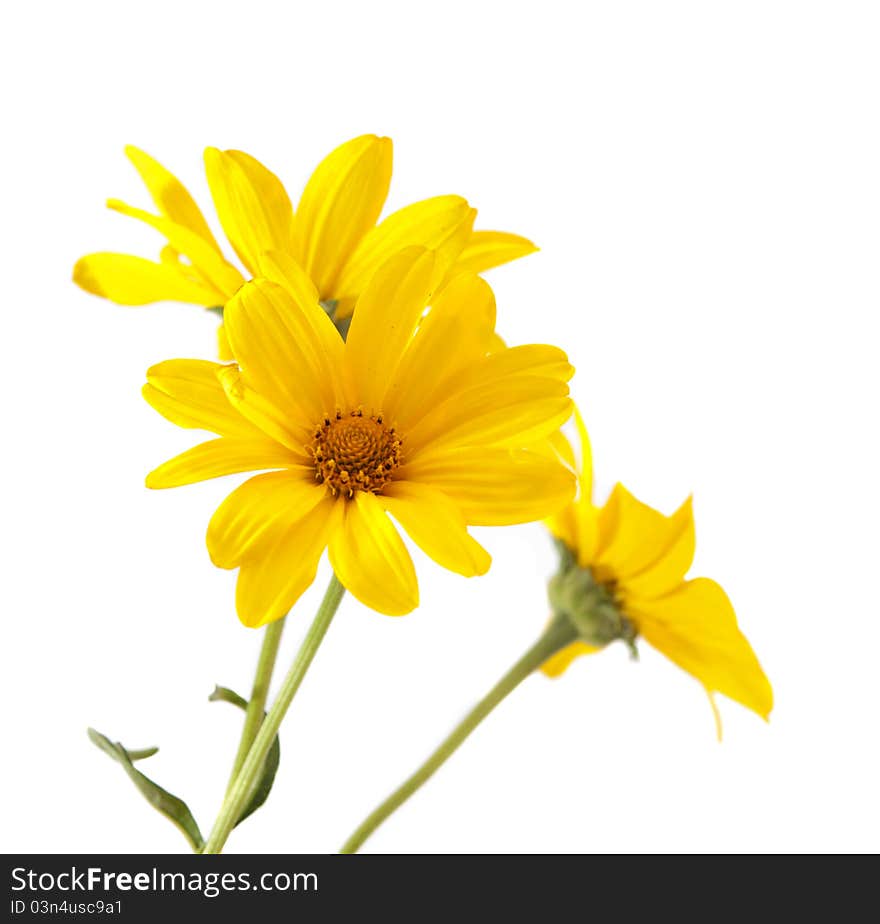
top-left (72, 257), bottom-right (101, 295)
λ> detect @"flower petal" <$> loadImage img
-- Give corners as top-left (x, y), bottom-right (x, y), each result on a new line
top-left (74, 253), bottom-right (219, 306)
top-left (217, 364), bottom-right (312, 452)
top-left (381, 273), bottom-right (497, 429)
top-left (223, 278), bottom-right (345, 424)
top-left (328, 491), bottom-right (418, 615)
top-left (344, 247), bottom-right (438, 412)
top-left (294, 134), bottom-right (393, 297)
top-left (630, 578), bottom-right (773, 720)
top-left (207, 470), bottom-right (326, 568)
top-left (234, 495), bottom-right (341, 627)
top-left (546, 429), bottom-right (577, 470)
top-left (405, 373), bottom-right (572, 453)
top-left (217, 323), bottom-right (233, 361)
top-left (256, 250), bottom-right (320, 307)
top-left (570, 408), bottom-right (601, 565)
top-left (400, 447), bottom-right (575, 526)
top-left (487, 332), bottom-right (507, 354)
top-left (452, 344), bottom-right (574, 389)
top-left (204, 148), bottom-right (294, 275)
top-left (539, 411), bottom-right (600, 563)
top-left (333, 196), bottom-right (475, 314)
top-left (540, 641), bottom-right (600, 678)
top-left (451, 230), bottom-right (538, 277)
top-left (382, 480), bottom-right (491, 577)
top-left (573, 407), bottom-right (593, 505)
top-left (125, 146), bottom-right (220, 248)
top-left (145, 437), bottom-right (299, 489)
top-left (623, 497), bottom-right (696, 599)
top-left (594, 484), bottom-right (689, 582)
top-left (107, 198), bottom-right (244, 297)
top-left (143, 359), bottom-right (263, 437)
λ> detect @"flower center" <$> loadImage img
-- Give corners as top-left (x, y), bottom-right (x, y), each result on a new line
top-left (310, 410), bottom-right (402, 498)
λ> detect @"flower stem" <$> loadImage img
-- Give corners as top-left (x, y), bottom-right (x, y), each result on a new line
top-left (202, 574), bottom-right (347, 854)
top-left (339, 614), bottom-right (578, 854)
top-left (224, 618), bottom-right (286, 800)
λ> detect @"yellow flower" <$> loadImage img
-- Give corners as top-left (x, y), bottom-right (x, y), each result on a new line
top-left (143, 248), bottom-right (575, 626)
top-left (543, 412), bottom-right (772, 732)
top-left (73, 136), bottom-right (537, 357)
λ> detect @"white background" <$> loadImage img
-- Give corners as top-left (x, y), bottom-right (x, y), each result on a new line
top-left (2, 1), bottom-right (878, 854)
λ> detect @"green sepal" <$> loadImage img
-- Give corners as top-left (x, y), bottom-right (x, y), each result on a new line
top-left (548, 545), bottom-right (638, 651)
top-left (207, 305), bottom-right (224, 317)
top-left (209, 685), bottom-right (281, 827)
top-left (86, 728), bottom-right (204, 851)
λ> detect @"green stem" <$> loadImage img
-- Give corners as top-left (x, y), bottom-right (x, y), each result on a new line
top-left (202, 574), bottom-right (347, 854)
top-left (339, 615), bottom-right (577, 854)
top-left (224, 618), bottom-right (286, 800)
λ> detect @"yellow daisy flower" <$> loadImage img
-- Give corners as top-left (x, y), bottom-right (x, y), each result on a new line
top-left (73, 136), bottom-right (537, 357)
top-left (543, 412), bottom-right (773, 731)
top-left (143, 248), bottom-right (575, 626)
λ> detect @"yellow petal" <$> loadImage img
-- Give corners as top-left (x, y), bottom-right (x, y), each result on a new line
top-left (451, 230), bottom-right (538, 277)
top-left (382, 480), bottom-right (491, 577)
top-left (344, 247), bottom-right (438, 412)
top-left (623, 497), bottom-right (696, 599)
top-left (572, 504), bottom-right (601, 568)
top-left (546, 504), bottom-right (579, 554)
top-left (73, 253), bottom-right (219, 306)
top-left (631, 578), bottom-right (773, 720)
top-left (256, 250), bottom-right (320, 307)
top-left (223, 279), bottom-right (345, 425)
top-left (107, 198), bottom-right (244, 297)
top-left (217, 323), bottom-right (233, 361)
top-left (143, 359), bottom-right (263, 438)
top-left (487, 332), bottom-right (507, 354)
top-left (204, 148), bottom-right (294, 275)
top-left (381, 273), bottom-right (497, 429)
top-left (145, 437), bottom-right (298, 489)
top-left (125, 146), bottom-right (220, 248)
top-left (406, 374), bottom-right (572, 453)
top-left (207, 470), bottom-right (326, 568)
top-left (451, 344), bottom-right (575, 390)
top-left (572, 406), bottom-right (593, 501)
top-left (595, 484), bottom-right (687, 581)
top-left (234, 495), bottom-right (340, 627)
top-left (540, 641), bottom-right (600, 678)
top-left (334, 196), bottom-right (475, 313)
top-left (540, 410), bottom-right (599, 563)
top-left (571, 407), bottom-right (600, 564)
top-left (217, 364), bottom-right (312, 453)
top-left (546, 428), bottom-right (577, 470)
top-left (328, 491), bottom-right (418, 615)
top-left (400, 447), bottom-right (575, 526)
top-left (294, 134), bottom-right (393, 297)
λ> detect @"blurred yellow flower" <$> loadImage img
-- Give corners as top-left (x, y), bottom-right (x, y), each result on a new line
top-left (143, 248), bottom-right (574, 626)
top-left (543, 412), bottom-right (772, 732)
top-left (73, 136), bottom-right (537, 357)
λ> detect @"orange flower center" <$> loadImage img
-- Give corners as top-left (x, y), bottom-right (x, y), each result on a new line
top-left (309, 410), bottom-right (402, 498)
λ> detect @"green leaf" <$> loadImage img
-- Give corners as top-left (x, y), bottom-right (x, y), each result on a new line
top-left (209, 685), bottom-right (281, 827)
top-left (87, 728), bottom-right (203, 851)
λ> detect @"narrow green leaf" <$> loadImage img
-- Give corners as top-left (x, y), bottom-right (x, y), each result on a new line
top-left (126, 746), bottom-right (160, 761)
top-left (87, 728), bottom-right (204, 851)
top-left (208, 685), bottom-right (248, 710)
top-left (209, 686), bottom-right (281, 827)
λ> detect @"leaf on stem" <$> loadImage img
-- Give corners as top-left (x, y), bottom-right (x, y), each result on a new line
top-left (86, 728), bottom-right (204, 851)
top-left (209, 685), bottom-right (281, 827)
